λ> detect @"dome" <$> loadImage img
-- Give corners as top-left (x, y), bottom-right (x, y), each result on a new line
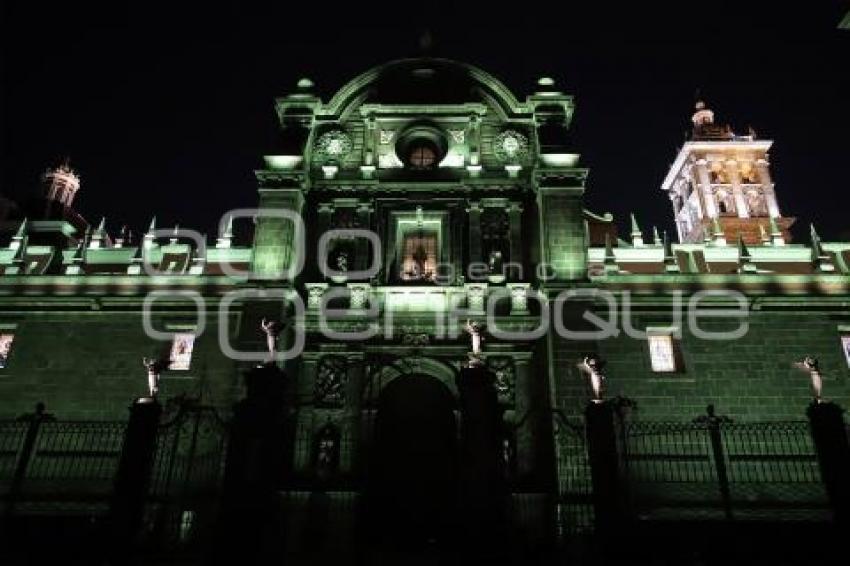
top-left (323, 58), bottom-right (526, 118)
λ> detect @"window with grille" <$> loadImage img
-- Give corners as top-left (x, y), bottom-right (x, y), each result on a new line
top-left (169, 333), bottom-right (195, 371)
top-left (400, 232), bottom-right (438, 281)
top-left (648, 333), bottom-right (679, 373)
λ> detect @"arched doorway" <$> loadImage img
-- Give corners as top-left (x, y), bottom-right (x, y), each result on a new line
top-left (370, 373), bottom-right (458, 549)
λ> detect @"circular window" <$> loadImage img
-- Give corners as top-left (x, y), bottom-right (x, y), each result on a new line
top-left (408, 142), bottom-right (438, 169)
top-left (395, 124), bottom-right (448, 171)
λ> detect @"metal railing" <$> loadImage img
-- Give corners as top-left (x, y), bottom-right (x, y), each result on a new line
top-left (144, 403), bottom-right (229, 549)
top-left (21, 420), bottom-right (127, 499)
top-left (622, 417), bottom-right (829, 522)
top-left (554, 415), bottom-right (594, 537)
top-left (0, 420), bottom-right (28, 492)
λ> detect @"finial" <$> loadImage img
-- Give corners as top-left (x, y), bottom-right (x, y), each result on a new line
top-left (143, 217), bottom-right (157, 250)
top-left (711, 217), bottom-right (726, 246)
top-left (603, 233), bottom-right (619, 275)
top-left (115, 225), bottom-right (129, 248)
top-left (810, 223), bottom-right (821, 249)
top-left (9, 218), bottom-right (28, 254)
top-left (663, 231), bottom-right (680, 273)
top-left (630, 213), bottom-right (644, 247)
top-left (14, 218), bottom-right (28, 239)
top-left (652, 226), bottom-right (661, 246)
top-left (737, 236), bottom-right (756, 274)
top-left (296, 77), bottom-right (314, 90)
top-left (95, 217), bottom-right (106, 235)
top-left (737, 235), bottom-right (750, 258)
top-left (759, 224), bottom-right (770, 245)
top-left (810, 223), bottom-right (835, 272)
top-left (537, 76), bottom-right (556, 88)
top-left (216, 215), bottom-right (234, 249)
top-left (222, 215), bottom-right (233, 238)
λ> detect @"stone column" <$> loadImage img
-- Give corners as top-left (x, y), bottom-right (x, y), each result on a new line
top-left (507, 202), bottom-right (524, 281)
top-left (727, 159), bottom-right (749, 218)
top-left (695, 159), bottom-right (718, 218)
top-left (342, 352), bottom-right (365, 475)
top-left (295, 355), bottom-right (319, 473)
top-left (756, 159), bottom-right (781, 218)
top-left (212, 364), bottom-right (288, 564)
top-left (671, 192), bottom-right (685, 242)
top-left (513, 353), bottom-right (537, 477)
top-left (108, 398), bottom-right (162, 560)
top-left (354, 202), bottom-right (373, 274)
top-left (584, 401), bottom-right (629, 537)
top-left (467, 200), bottom-right (483, 267)
top-left (807, 401), bottom-right (850, 525)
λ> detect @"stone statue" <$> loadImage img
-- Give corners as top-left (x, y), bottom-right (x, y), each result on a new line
top-left (260, 318), bottom-right (284, 362)
top-left (142, 357), bottom-right (169, 398)
top-left (793, 355), bottom-right (823, 403)
top-left (335, 251), bottom-right (349, 273)
top-left (465, 320), bottom-right (485, 367)
top-left (577, 355), bottom-right (606, 403)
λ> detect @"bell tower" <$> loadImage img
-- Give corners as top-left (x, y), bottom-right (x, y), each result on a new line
top-left (661, 101), bottom-right (794, 245)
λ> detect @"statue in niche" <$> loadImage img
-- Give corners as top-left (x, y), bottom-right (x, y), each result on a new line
top-left (142, 356), bottom-right (170, 398)
top-left (488, 250), bottom-right (503, 274)
top-left (793, 356), bottom-right (824, 403)
top-left (335, 250), bottom-right (349, 273)
top-left (577, 355), bottom-right (606, 403)
top-left (488, 357), bottom-right (515, 403)
top-left (260, 318), bottom-right (284, 364)
top-left (315, 357), bottom-right (347, 406)
top-left (501, 436), bottom-right (515, 478)
top-left (315, 424), bottom-right (340, 480)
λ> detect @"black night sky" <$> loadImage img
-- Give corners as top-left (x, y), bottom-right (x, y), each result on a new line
top-left (3, 2), bottom-right (849, 242)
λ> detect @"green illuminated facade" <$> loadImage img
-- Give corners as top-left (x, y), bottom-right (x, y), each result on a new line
top-left (1, 58), bottom-right (850, 544)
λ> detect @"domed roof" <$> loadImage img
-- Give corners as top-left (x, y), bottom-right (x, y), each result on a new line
top-left (322, 58), bottom-right (527, 118)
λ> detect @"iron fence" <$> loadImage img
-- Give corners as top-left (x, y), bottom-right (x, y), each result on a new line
top-left (622, 419), bottom-right (829, 522)
top-left (0, 415), bottom-right (127, 514)
top-left (143, 403), bottom-right (229, 549)
top-left (0, 420), bottom-right (28, 492)
top-left (554, 416), bottom-right (594, 537)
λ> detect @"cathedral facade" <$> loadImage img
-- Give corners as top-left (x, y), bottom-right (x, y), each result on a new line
top-left (1, 58), bottom-right (850, 557)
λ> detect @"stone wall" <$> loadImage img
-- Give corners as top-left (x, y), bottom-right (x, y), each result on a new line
top-left (0, 312), bottom-right (243, 420)
top-left (551, 309), bottom-right (850, 422)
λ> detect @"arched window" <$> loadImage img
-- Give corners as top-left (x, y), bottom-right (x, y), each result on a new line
top-left (745, 190), bottom-right (767, 217)
top-left (715, 190), bottom-right (736, 216)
